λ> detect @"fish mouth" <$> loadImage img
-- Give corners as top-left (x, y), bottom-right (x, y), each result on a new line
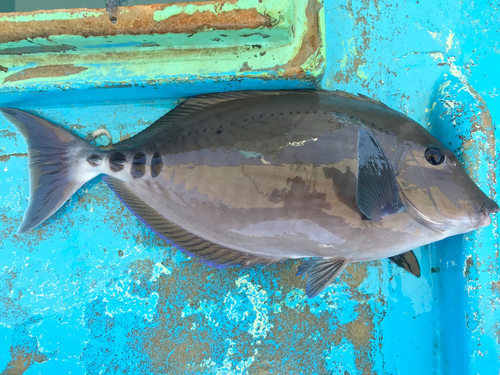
top-left (480, 199), bottom-right (499, 216)
top-left (473, 200), bottom-right (499, 229)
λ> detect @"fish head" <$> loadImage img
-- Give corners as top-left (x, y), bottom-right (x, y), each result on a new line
top-left (396, 132), bottom-right (498, 234)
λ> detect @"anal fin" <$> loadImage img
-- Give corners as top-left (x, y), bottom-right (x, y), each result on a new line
top-left (389, 250), bottom-right (421, 277)
top-left (296, 258), bottom-right (349, 298)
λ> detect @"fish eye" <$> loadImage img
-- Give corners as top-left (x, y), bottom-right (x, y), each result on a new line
top-left (424, 146), bottom-right (445, 165)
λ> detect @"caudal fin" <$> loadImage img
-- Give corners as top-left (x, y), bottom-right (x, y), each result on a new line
top-left (0, 108), bottom-right (102, 234)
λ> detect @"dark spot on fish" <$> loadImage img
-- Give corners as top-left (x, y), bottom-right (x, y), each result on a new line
top-left (220, 34), bottom-right (228, 37)
top-left (217, 130), bottom-right (222, 135)
top-left (269, 188), bottom-right (286, 203)
top-left (188, 132), bottom-right (191, 136)
top-left (131, 152), bottom-right (146, 178)
top-left (289, 111), bottom-right (293, 114)
top-left (305, 111), bottom-right (309, 114)
top-left (182, 135), bottom-right (185, 138)
top-left (212, 38), bottom-right (221, 42)
top-left (244, 118), bottom-right (247, 121)
top-left (323, 166), bottom-right (362, 217)
top-left (87, 154), bottom-right (102, 166)
top-left (280, 112), bottom-right (284, 115)
top-left (219, 125), bottom-right (222, 128)
top-left (150, 152), bottom-right (163, 178)
top-left (431, 267), bottom-right (440, 273)
top-left (203, 129), bottom-right (206, 132)
top-left (297, 111), bottom-right (300, 114)
top-left (259, 115), bottom-right (263, 118)
top-left (109, 152), bottom-right (126, 172)
top-left (282, 176), bottom-right (332, 216)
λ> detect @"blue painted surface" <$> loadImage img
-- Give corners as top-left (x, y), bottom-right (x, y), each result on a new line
top-left (0, 1), bottom-right (499, 374)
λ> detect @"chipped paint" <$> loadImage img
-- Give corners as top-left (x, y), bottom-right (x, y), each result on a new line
top-left (0, 0), bottom-right (325, 103)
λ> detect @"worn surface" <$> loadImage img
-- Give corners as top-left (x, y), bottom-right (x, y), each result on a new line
top-left (0, 0), bottom-right (499, 374)
top-left (0, 0), bottom-right (325, 105)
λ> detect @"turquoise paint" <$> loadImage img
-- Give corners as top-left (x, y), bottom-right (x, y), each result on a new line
top-left (0, 0), bottom-right (499, 374)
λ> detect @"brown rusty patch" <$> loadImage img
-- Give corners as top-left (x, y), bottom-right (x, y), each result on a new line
top-left (240, 61), bottom-right (252, 72)
top-left (0, 2), bottom-right (271, 44)
top-left (0, 129), bottom-right (18, 140)
top-left (0, 153), bottom-right (27, 162)
top-left (3, 341), bottom-right (49, 375)
top-left (491, 281), bottom-right (500, 295)
top-left (0, 65), bottom-right (8, 73)
top-left (3, 65), bottom-right (87, 83)
top-left (464, 255), bottom-right (474, 278)
top-left (333, 0), bottom-right (377, 89)
top-left (277, 0), bottom-right (324, 80)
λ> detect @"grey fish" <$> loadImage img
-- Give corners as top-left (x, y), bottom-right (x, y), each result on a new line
top-left (1, 90), bottom-right (498, 298)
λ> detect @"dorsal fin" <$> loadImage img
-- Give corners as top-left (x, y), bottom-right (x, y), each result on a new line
top-left (112, 91), bottom-right (287, 149)
top-left (112, 89), bottom-right (389, 149)
top-left (103, 176), bottom-right (282, 269)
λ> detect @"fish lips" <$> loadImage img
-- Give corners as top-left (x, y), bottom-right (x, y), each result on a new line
top-left (476, 198), bottom-right (500, 228)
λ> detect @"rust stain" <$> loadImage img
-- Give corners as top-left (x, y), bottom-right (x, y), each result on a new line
top-left (2, 348), bottom-right (48, 375)
top-left (333, 0), bottom-right (376, 88)
top-left (0, 129), bottom-right (18, 140)
top-left (0, 153), bottom-right (27, 162)
top-left (3, 65), bottom-right (87, 83)
top-left (0, 65), bottom-right (8, 72)
top-left (163, 8), bottom-right (271, 34)
top-left (0, 3), bottom-right (271, 44)
top-left (279, 0), bottom-right (323, 80)
top-left (234, 0), bottom-right (324, 81)
top-left (239, 61), bottom-right (252, 72)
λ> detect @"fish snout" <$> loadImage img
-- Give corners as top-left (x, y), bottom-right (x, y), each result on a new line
top-left (474, 198), bottom-right (499, 228)
top-left (481, 199), bottom-right (499, 216)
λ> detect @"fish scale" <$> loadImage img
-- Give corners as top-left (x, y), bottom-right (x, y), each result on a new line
top-left (1, 90), bottom-right (498, 298)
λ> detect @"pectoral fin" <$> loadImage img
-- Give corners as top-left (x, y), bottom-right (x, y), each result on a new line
top-left (356, 129), bottom-right (403, 221)
top-left (389, 250), bottom-right (421, 277)
top-left (296, 258), bottom-right (349, 298)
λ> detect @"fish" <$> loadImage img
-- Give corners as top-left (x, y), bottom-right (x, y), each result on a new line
top-left (1, 90), bottom-right (498, 298)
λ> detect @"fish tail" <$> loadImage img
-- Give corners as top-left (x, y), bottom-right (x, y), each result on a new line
top-left (1, 108), bottom-right (104, 234)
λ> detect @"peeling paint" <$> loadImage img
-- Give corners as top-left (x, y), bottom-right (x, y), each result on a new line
top-left (3, 65), bottom-right (87, 83)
